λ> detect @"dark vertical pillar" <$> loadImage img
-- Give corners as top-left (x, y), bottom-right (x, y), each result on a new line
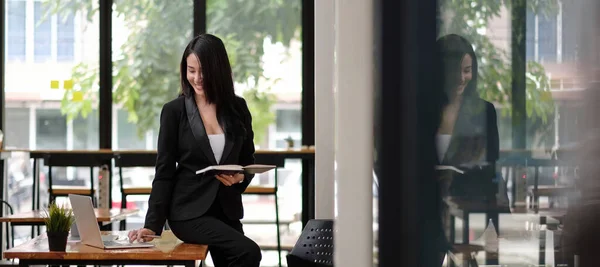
top-left (301, 0), bottom-right (315, 227)
top-left (512, 0), bottom-right (527, 149)
top-left (99, 0), bottom-right (113, 210)
top-left (99, 0), bottom-right (112, 150)
top-left (377, 0), bottom-right (440, 266)
top-left (194, 0), bottom-right (207, 36)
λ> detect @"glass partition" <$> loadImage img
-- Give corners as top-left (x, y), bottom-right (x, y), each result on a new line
top-left (206, 1), bottom-right (303, 265)
top-left (427, 0), bottom-right (590, 265)
top-left (4, 0), bottom-right (99, 245)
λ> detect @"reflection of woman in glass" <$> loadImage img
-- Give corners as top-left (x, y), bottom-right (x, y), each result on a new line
top-left (436, 34), bottom-right (499, 195)
top-left (435, 34), bottom-right (500, 265)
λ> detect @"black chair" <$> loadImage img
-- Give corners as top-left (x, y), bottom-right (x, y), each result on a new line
top-left (114, 152), bottom-right (156, 230)
top-left (44, 152), bottom-right (112, 207)
top-left (286, 219), bottom-right (334, 267)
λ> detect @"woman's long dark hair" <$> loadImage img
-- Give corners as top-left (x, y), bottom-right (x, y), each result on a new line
top-left (179, 34), bottom-right (246, 137)
top-left (436, 34), bottom-right (479, 107)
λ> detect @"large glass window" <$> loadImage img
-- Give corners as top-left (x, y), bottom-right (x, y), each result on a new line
top-left (207, 0), bottom-right (303, 150)
top-left (107, 0), bottom-right (193, 243)
top-left (110, 1), bottom-right (192, 152)
top-left (2, 1), bottom-right (310, 262)
top-left (3, 0), bottom-right (99, 245)
top-left (5, 0), bottom-right (96, 151)
top-left (430, 0), bottom-right (583, 265)
top-left (206, 1), bottom-right (303, 265)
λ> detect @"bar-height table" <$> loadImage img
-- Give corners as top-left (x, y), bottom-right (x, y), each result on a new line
top-left (2, 149), bottom-right (315, 228)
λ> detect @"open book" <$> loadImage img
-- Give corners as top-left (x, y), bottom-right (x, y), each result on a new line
top-left (435, 165), bottom-right (465, 174)
top-left (196, 164), bottom-right (276, 175)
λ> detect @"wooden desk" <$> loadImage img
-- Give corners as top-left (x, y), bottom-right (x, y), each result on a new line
top-left (3, 230), bottom-right (206, 267)
top-left (0, 208), bottom-right (139, 226)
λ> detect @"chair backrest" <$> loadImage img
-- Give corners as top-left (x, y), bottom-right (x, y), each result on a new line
top-left (254, 154), bottom-right (286, 168)
top-left (114, 152), bottom-right (157, 190)
top-left (287, 219), bottom-right (334, 267)
top-left (114, 152), bottom-right (157, 168)
top-left (43, 152), bottom-right (112, 167)
top-left (43, 152), bottom-right (112, 192)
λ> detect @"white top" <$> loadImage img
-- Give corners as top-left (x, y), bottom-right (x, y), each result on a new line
top-left (436, 134), bottom-right (452, 162)
top-left (208, 134), bottom-right (226, 163)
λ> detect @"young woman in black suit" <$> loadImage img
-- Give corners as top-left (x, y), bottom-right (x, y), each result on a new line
top-left (128, 33), bottom-right (261, 267)
top-left (434, 34), bottom-right (500, 201)
top-left (434, 34), bottom-right (502, 265)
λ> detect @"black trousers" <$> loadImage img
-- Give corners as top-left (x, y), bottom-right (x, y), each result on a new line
top-left (169, 200), bottom-right (262, 267)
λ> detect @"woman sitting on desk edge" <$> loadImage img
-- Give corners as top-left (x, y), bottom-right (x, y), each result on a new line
top-left (128, 33), bottom-right (262, 267)
top-left (436, 34), bottom-right (500, 200)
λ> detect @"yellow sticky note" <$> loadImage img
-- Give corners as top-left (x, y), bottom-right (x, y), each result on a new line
top-left (64, 80), bottom-right (73, 90)
top-left (72, 91), bottom-right (83, 102)
top-left (50, 80), bottom-right (59, 89)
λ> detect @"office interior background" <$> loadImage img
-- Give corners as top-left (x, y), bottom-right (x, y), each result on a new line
top-left (2, 0), bottom-right (312, 266)
top-left (2, 0), bottom-right (600, 266)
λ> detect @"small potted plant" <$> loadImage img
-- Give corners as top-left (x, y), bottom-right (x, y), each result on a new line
top-left (42, 202), bottom-right (74, 251)
top-left (285, 136), bottom-right (294, 149)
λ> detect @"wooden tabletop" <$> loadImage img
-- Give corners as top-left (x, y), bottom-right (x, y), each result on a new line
top-left (3, 231), bottom-right (207, 261)
top-left (0, 209), bottom-right (139, 223)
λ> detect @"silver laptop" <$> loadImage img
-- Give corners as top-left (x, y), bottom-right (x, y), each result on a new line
top-left (68, 194), bottom-right (154, 249)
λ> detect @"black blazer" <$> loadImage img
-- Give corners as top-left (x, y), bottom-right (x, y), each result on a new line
top-left (144, 95), bottom-right (255, 235)
top-left (439, 98), bottom-right (499, 198)
top-left (439, 98), bottom-right (499, 165)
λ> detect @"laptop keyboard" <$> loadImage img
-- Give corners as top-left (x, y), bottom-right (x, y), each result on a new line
top-left (103, 240), bottom-right (131, 247)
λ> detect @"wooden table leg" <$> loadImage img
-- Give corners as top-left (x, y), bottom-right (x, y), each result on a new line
top-left (31, 158), bottom-right (41, 237)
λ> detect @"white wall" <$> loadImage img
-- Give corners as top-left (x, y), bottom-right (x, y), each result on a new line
top-left (314, 0), bottom-right (335, 219)
top-left (334, 0), bottom-right (374, 266)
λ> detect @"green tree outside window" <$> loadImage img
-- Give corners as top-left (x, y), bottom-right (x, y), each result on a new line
top-left (44, 0), bottom-right (301, 146)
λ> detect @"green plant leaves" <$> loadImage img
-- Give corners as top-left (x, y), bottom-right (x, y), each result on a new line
top-left (43, 202), bottom-right (75, 233)
top-left (439, 0), bottom-right (559, 147)
top-left (47, 0), bottom-right (301, 145)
